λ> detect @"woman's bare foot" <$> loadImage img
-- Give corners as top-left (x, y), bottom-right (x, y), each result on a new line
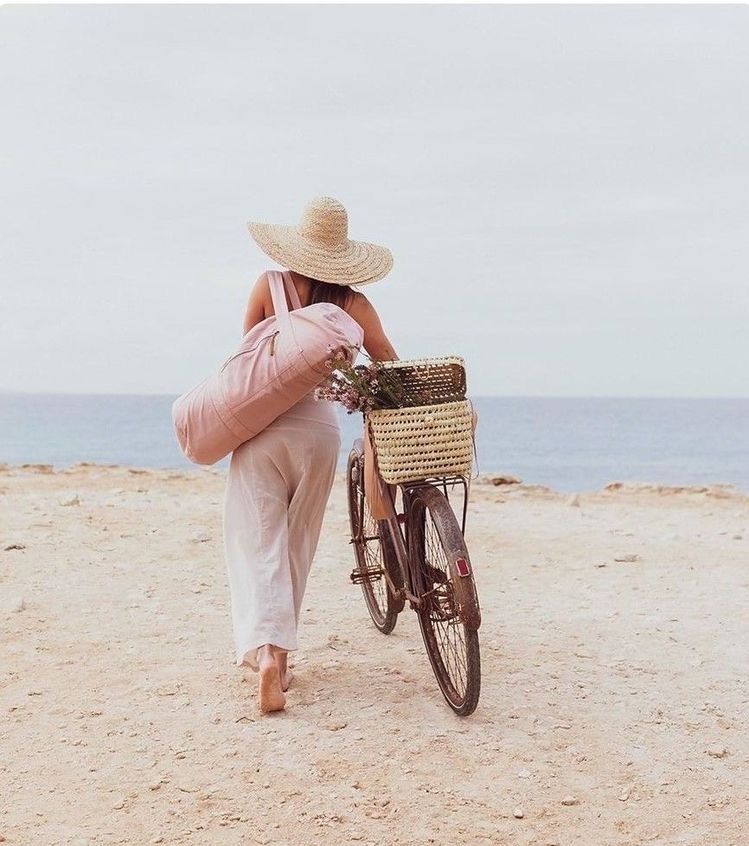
top-left (274, 649), bottom-right (294, 692)
top-left (257, 646), bottom-right (285, 714)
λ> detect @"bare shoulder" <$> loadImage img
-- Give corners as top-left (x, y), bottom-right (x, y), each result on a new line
top-left (346, 289), bottom-right (375, 317)
top-left (243, 271), bottom-right (272, 333)
top-left (257, 270), bottom-right (278, 304)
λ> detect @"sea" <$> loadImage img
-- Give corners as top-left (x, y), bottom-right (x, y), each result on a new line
top-left (1, 393), bottom-right (747, 494)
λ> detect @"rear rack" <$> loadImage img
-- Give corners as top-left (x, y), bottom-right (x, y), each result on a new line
top-left (401, 474), bottom-right (470, 535)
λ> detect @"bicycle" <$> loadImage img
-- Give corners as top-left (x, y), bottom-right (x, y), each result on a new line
top-left (346, 427), bottom-right (482, 716)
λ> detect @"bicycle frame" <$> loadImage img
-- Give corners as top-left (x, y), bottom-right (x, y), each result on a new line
top-left (376, 474), bottom-right (470, 613)
top-left (377, 482), bottom-right (418, 607)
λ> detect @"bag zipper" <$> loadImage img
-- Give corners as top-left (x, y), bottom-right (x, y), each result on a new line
top-left (220, 330), bottom-right (280, 372)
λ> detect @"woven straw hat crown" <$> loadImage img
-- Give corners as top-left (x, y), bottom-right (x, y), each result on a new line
top-left (299, 197), bottom-right (348, 247)
top-left (248, 196), bottom-right (393, 286)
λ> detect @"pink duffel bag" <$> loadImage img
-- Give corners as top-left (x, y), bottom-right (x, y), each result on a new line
top-left (172, 270), bottom-right (364, 465)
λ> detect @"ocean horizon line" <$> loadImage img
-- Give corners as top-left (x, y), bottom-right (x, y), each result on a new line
top-left (2, 390), bottom-right (748, 401)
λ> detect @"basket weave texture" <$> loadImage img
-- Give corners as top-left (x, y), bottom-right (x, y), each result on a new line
top-left (366, 356), bottom-right (473, 484)
top-left (374, 356), bottom-right (466, 407)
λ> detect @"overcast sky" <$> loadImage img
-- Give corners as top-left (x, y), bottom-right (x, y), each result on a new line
top-left (1, 4), bottom-right (747, 397)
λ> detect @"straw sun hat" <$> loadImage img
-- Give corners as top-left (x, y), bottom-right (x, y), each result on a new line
top-left (247, 196), bottom-right (393, 286)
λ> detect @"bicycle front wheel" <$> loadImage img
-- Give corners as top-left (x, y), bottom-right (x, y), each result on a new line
top-left (408, 483), bottom-right (481, 716)
top-left (346, 444), bottom-right (400, 634)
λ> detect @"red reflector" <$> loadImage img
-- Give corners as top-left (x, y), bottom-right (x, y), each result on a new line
top-left (455, 557), bottom-right (470, 577)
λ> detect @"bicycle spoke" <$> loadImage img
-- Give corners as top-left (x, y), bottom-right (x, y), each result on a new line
top-left (346, 448), bottom-right (397, 634)
top-left (422, 514), bottom-right (471, 695)
top-left (361, 503), bottom-right (388, 609)
top-left (411, 486), bottom-right (480, 714)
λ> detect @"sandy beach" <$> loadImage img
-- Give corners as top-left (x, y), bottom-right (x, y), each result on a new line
top-left (1, 462), bottom-right (747, 845)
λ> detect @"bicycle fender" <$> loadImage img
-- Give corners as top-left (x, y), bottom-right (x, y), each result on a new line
top-left (446, 545), bottom-right (481, 631)
top-left (417, 485), bottom-right (481, 631)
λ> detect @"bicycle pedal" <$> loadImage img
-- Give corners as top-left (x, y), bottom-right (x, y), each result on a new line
top-left (350, 568), bottom-right (384, 584)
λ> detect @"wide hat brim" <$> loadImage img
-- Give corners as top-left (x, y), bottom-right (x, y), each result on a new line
top-left (247, 221), bottom-right (393, 286)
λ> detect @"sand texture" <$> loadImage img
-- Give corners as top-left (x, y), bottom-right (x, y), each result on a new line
top-left (1, 463), bottom-right (748, 845)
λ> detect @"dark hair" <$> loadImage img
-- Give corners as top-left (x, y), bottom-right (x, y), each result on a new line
top-left (308, 277), bottom-right (355, 311)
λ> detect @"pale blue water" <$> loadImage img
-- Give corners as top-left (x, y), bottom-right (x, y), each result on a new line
top-left (1, 393), bottom-right (747, 493)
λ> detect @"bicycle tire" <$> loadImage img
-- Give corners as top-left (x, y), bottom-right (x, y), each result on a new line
top-left (346, 444), bottom-right (400, 634)
top-left (408, 483), bottom-right (481, 716)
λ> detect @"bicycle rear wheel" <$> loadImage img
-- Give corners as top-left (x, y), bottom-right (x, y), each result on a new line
top-left (408, 483), bottom-right (481, 716)
top-left (346, 443), bottom-right (400, 634)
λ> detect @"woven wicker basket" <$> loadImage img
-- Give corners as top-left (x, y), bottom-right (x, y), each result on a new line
top-left (373, 355), bottom-right (466, 407)
top-left (367, 397), bottom-right (474, 485)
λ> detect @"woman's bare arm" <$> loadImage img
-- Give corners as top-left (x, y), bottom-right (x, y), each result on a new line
top-left (348, 292), bottom-right (398, 361)
top-left (241, 272), bottom-right (271, 336)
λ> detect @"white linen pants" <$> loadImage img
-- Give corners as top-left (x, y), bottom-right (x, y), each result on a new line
top-left (222, 392), bottom-right (340, 670)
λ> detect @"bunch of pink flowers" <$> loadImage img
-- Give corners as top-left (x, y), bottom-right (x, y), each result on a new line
top-left (314, 343), bottom-right (405, 414)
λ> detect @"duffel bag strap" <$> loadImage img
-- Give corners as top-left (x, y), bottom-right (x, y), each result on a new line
top-left (281, 270), bottom-right (303, 310)
top-left (267, 271), bottom-right (292, 332)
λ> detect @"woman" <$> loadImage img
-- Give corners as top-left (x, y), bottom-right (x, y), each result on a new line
top-left (223, 196), bottom-right (398, 714)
